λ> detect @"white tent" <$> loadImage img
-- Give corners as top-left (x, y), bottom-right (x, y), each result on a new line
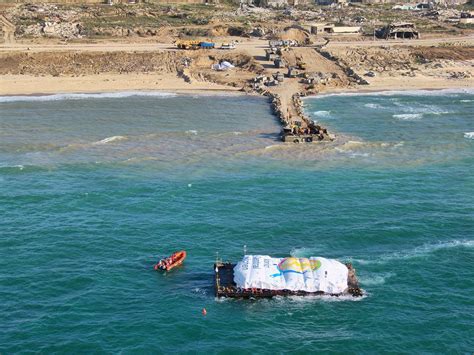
top-left (211, 61), bottom-right (235, 71)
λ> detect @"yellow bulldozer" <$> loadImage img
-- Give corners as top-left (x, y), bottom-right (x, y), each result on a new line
top-left (175, 40), bottom-right (201, 50)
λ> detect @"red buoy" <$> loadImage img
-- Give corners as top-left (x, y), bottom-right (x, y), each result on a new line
top-left (202, 308), bottom-right (207, 316)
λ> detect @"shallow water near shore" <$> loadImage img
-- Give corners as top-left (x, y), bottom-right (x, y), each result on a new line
top-left (1, 90), bottom-right (473, 352)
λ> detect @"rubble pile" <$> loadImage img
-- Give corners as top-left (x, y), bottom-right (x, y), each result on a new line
top-left (328, 47), bottom-right (416, 74)
top-left (421, 9), bottom-right (461, 23)
top-left (11, 4), bottom-right (85, 39)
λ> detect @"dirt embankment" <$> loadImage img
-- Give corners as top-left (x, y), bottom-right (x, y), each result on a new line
top-left (326, 45), bottom-right (474, 76)
top-left (0, 51), bottom-right (184, 76)
top-left (0, 49), bottom-right (263, 91)
top-left (412, 46), bottom-right (474, 61)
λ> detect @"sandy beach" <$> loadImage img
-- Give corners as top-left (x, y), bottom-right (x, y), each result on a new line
top-left (2, 71), bottom-right (473, 97)
top-left (0, 73), bottom-right (242, 96)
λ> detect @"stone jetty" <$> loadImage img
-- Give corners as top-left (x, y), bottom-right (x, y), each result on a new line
top-left (249, 44), bottom-right (337, 143)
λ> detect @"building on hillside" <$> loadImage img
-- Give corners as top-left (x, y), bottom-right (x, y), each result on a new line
top-left (376, 22), bottom-right (419, 39)
top-left (260, 0), bottom-right (288, 7)
top-left (302, 22), bottom-right (360, 34)
top-left (316, 0), bottom-right (466, 4)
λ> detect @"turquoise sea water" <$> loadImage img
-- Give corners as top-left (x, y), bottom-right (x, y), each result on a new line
top-left (1, 90), bottom-right (473, 353)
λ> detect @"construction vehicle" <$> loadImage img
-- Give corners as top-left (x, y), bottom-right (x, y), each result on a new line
top-left (274, 57), bottom-right (286, 68)
top-left (175, 40), bottom-right (201, 50)
top-left (265, 48), bottom-right (277, 61)
top-left (199, 42), bottom-right (215, 49)
top-left (297, 61), bottom-right (307, 70)
top-left (287, 66), bottom-right (299, 78)
top-left (175, 40), bottom-right (216, 50)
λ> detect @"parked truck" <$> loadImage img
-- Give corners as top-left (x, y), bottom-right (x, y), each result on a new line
top-left (175, 40), bottom-right (215, 50)
top-left (199, 42), bottom-right (215, 49)
top-left (175, 40), bottom-right (201, 50)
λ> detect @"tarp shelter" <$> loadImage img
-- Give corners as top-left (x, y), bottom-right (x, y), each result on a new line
top-left (234, 255), bottom-right (349, 294)
top-left (211, 61), bottom-right (235, 71)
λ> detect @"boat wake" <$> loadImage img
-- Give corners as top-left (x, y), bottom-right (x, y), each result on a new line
top-left (464, 132), bottom-right (474, 140)
top-left (354, 240), bottom-right (474, 265)
top-left (359, 272), bottom-right (396, 286)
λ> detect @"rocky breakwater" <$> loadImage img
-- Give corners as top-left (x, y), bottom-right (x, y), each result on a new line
top-left (267, 90), bottom-right (334, 143)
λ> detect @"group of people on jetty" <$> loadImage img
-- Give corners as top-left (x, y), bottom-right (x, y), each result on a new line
top-left (270, 92), bottom-right (333, 142)
top-left (289, 120), bottom-right (329, 140)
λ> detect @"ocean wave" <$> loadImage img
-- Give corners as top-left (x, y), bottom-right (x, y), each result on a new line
top-left (191, 287), bottom-right (209, 297)
top-left (0, 164), bottom-right (49, 173)
top-left (0, 91), bottom-right (178, 103)
top-left (290, 247), bottom-right (324, 257)
top-left (94, 135), bottom-right (127, 144)
top-left (354, 240), bottom-right (474, 265)
top-left (349, 152), bottom-right (370, 158)
top-left (464, 132), bottom-right (474, 140)
top-left (312, 110), bottom-right (331, 118)
top-left (0, 164), bottom-right (25, 170)
top-left (334, 141), bottom-right (365, 153)
top-left (392, 101), bottom-right (453, 116)
top-left (185, 130), bottom-right (198, 135)
top-left (283, 294), bottom-right (367, 302)
top-left (393, 113), bottom-right (423, 121)
top-left (310, 88), bottom-right (474, 99)
top-left (460, 99), bottom-right (473, 103)
top-left (364, 103), bottom-right (384, 109)
top-left (359, 272), bottom-right (395, 286)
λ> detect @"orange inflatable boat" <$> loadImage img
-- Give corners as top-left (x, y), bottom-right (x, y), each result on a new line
top-left (154, 250), bottom-right (187, 271)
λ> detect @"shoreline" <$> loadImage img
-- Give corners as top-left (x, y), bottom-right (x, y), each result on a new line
top-left (0, 89), bottom-right (248, 99)
top-left (304, 86), bottom-right (474, 100)
top-left (1, 75), bottom-right (472, 98)
top-left (0, 73), bottom-right (245, 97)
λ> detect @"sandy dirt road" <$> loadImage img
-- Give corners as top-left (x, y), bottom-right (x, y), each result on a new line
top-left (1, 35), bottom-right (473, 53)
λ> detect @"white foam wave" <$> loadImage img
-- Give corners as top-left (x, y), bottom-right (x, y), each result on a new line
top-left (94, 135), bottom-right (127, 144)
top-left (192, 287), bottom-right (209, 296)
top-left (185, 130), bottom-right (198, 135)
top-left (364, 103), bottom-right (383, 109)
top-left (349, 152), bottom-right (370, 158)
top-left (283, 294), bottom-right (367, 302)
top-left (393, 113), bottom-right (423, 121)
top-left (310, 88), bottom-right (474, 99)
top-left (264, 145), bottom-right (282, 150)
top-left (460, 99), bottom-right (473, 103)
top-left (290, 247), bottom-right (322, 257)
top-left (0, 91), bottom-right (178, 103)
top-left (359, 272), bottom-right (395, 286)
top-left (464, 132), bottom-right (474, 140)
top-left (312, 110), bottom-right (331, 118)
top-left (0, 164), bottom-right (25, 170)
top-left (355, 240), bottom-right (474, 265)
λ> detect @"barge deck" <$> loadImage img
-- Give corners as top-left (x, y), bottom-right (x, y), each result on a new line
top-left (214, 262), bottom-right (363, 299)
